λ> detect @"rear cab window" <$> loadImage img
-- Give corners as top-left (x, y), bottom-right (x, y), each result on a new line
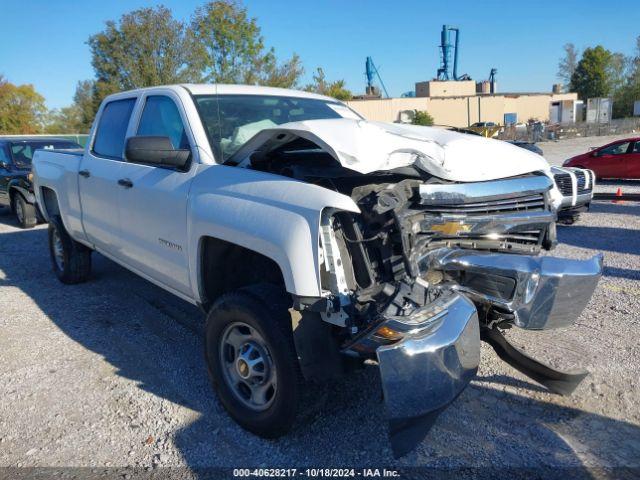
top-left (9, 141), bottom-right (81, 168)
top-left (92, 98), bottom-right (137, 160)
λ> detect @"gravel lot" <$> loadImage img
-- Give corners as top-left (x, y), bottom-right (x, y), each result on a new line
top-left (538, 134), bottom-right (635, 166)
top-left (1, 162), bottom-right (639, 475)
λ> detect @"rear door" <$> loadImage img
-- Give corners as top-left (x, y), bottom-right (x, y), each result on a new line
top-left (115, 92), bottom-right (195, 297)
top-left (79, 97), bottom-right (137, 253)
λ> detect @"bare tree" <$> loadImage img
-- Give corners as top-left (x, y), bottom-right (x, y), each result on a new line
top-left (558, 43), bottom-right (579, 89)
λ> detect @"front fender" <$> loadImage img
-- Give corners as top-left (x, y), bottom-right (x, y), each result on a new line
top-left (188, 165), bottom-right (359, 300)
top-left (8, 182), bottom-right (35, 204)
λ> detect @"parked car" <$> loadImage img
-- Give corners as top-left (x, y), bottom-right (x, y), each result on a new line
top-left (32, 85), bottom-right (602, 457)
top-left (563, 137), bottom-right (640, 179)
top-left (470, 121), bottom-right (498, 127)
top-left (551, 166), bottom-right (595, 224)
top-left (507, 140), bottom-right (543, 156)
top-left (0, 137), bottom-right (82, 228)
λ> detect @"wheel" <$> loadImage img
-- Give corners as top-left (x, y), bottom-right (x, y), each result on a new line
top-left (13, 193), bottom-right (37, 229)
top-left (48, 215), bottom-right (92, 284)
top-left (204, 284), bottom-right (301, 438)
top-left (35, 204), bottom-right (46, 224)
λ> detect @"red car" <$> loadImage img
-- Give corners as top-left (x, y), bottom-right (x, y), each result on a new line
top-left (563, 137), bottom-right (640, 179)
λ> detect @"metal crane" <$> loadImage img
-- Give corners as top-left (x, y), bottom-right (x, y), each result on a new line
top-left (365, 56), bottom-right (390, 98)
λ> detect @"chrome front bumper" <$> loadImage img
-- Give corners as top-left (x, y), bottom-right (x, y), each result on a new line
top-left (372, 292), bottom-right (480, 457)
top-left (425, 249), bottom-right (603, 330)
top-left (344, 249), bottom-right (601, 456)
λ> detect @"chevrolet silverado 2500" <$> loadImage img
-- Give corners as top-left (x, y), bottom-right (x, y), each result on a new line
top-left (32, 85), bottom-right (603, 456)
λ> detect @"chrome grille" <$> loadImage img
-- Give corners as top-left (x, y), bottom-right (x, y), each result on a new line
top-left (554, 173), bottom-right (573, 196)
top-left (575, 170), bottom-right (592, 194)
top-left (420, 193), bottom-right (546, 215)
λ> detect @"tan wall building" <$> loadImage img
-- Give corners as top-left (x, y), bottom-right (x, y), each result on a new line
top-left (415, 80), bottom-right (476, 98)
top-left (346, 92), bottom-right (578, 127)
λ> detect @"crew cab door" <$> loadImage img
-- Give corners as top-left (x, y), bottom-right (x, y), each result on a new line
top-left (115, 93), bottom-right (194, 297)
top-left (79, 97), bottom-right (137, 252)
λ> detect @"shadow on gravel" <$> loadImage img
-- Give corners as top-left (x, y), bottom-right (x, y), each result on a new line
top-left (557, 225), bottom-right (640, 255)
top-left (602, 266), bottom-right (640, 281)
top-left (1, 225), bottom-right (640, 472)
top-left (597, 179), bottom-right (640, 187)
top-left (589, 202), bottom-right (640, 216)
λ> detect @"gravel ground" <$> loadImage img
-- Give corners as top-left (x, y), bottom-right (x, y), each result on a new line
top-left (0, 201), bottom-right (639, 476)
top-left (538, 134), bottom-right (634, 166)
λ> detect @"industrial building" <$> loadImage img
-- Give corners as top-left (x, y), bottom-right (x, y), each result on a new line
top-left (346, 89), bottom-right (578, 127)
top-left (348, 24), bottom-right (581, 128)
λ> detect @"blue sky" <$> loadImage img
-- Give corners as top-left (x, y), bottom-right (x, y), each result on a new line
top-left (0, 0), bottom-right (638, 109)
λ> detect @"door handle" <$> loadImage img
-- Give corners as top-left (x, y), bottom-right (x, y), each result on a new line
top-left (118, 178), bottom-right (134, 188)
top-left (79, 170), bottom-right (90, 178)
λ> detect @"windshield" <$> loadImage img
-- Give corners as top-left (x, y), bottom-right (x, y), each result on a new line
top-left (10, 140), bottom-right (81, 168)
top-left (194, 94), bottom-right (362, 162)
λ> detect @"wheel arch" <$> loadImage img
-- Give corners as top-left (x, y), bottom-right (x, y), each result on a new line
top-left (39, 186), bottom-right (61, 221)
top-left (197, 236), bottom-right (288, 311)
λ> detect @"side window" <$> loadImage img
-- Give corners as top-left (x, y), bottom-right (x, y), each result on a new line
top-left (0, 146), bottom-right (12, 165)
top-left (136, 96), bottom-right (189, 149)
top-left (92, 98), bottom-right (136, 160)
top-left (598, 142), bottom-right (630, 156)
top-left (633, 142), bottom-right (640, 154)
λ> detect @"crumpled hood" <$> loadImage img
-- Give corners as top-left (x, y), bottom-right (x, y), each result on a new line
top-left (229, 118), bottom-right (552, 182)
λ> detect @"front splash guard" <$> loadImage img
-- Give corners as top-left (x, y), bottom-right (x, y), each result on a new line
top-left (376, 292), bottom-right (480, 457)
top-left (481, 327), bottom-right (588, 395)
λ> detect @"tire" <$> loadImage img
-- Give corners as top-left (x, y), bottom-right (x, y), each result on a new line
top-left (204, 284), bottom-right (301, 438)
top-left (13, 193), bottom-right (37, 229)
top-left (48, 215), bottom-right (92, 284)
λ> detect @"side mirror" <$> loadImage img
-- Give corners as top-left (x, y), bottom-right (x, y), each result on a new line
top-left (125, 136), bottom-right (191, 170)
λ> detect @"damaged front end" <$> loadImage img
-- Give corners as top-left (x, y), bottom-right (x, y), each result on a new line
top-left (242, 131), bottom-right (602, 456)
top-left (314, 172), bottom-right (602, 457)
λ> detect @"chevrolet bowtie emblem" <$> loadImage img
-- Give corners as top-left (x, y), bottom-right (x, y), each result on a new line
top-left (430, 222), bottom-right (472, 236)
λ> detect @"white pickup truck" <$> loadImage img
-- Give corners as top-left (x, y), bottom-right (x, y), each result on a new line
top-left (33, 84), bottom-right (603, 456)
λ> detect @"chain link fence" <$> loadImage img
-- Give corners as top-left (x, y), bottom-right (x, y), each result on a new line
top-left (497, 117), bottom-right (640, 143)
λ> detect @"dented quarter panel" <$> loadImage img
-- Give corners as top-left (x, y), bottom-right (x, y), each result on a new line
top-left (187, 164), bottom-right (359, 300)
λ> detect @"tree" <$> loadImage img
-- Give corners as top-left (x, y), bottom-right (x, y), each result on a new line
top-left (45, 80), bottom-right (99, 133)
top-left (189, 1), bottom-right (303, 87)
top-left (72, 80), bottom-right (99, 132)
top-left (0, 76), bottom-right (47, 134)
top-left (613, 36), bottom-right (640, 118)
top-left (558, 43), bottom-right (579, 90)
top-left (88, 6), bottom-right (198, 93)
top-left (411, 110), bottom-right (434, 126)
top-left (570, 46), bottom-right (613, 100)
top-left (304, 68), bottom-right (352, 100)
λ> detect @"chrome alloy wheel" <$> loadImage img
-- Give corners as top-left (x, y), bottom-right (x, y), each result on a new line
top-left (219, 322), bottom-right (277, 411)
top-left (52, 228), bottom-right (65, 271)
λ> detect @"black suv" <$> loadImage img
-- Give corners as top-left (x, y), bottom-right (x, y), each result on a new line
top-left (0, 137), bottom-right (82, 228)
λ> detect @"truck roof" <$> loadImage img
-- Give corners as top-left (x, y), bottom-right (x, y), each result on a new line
top-left (103, 84), bottom-right (338, 104)
top-left (0, 136), bottom-right (80, 144)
